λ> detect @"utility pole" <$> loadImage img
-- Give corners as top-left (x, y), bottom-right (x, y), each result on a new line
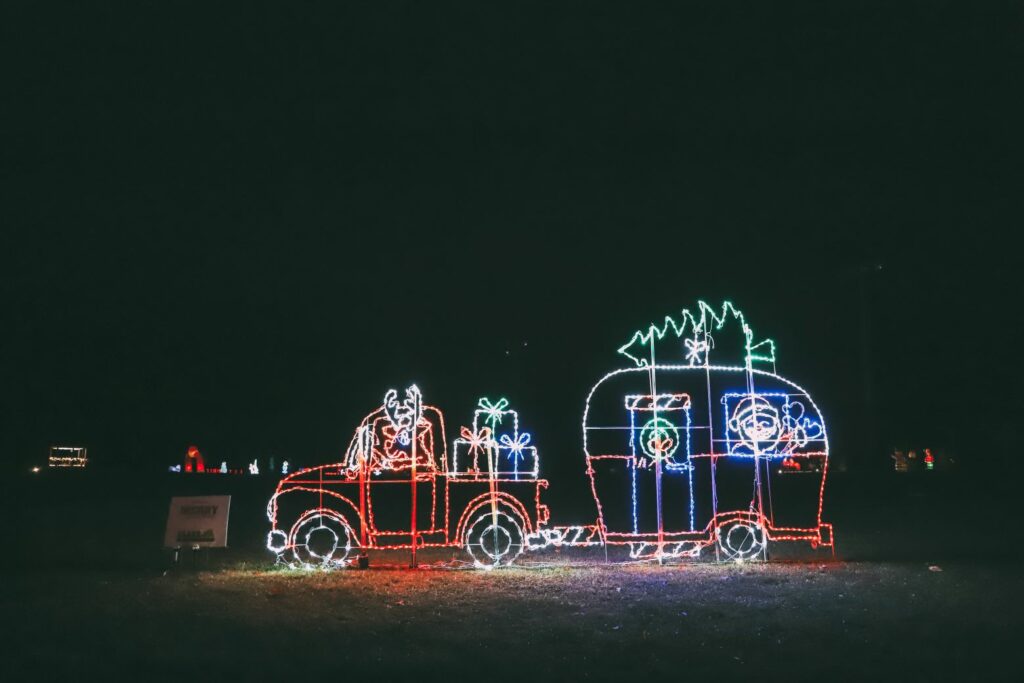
top-left (857, 261), bottom-right (882, 473)
top-left (409, 388), bottom-right (422, 568)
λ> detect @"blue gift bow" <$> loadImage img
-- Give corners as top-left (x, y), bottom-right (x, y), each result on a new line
top-left (499, 432), bottom-right (532, 462)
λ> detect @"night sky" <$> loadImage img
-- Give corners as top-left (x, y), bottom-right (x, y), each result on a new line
top-left (4, 3), bottom-right (1021, 484)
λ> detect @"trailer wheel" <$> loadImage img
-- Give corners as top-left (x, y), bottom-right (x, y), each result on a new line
top-left (463, 509), bottom-right (525, 569)
top-left (715, 518), bottom-right (766, 562)
top-left (289, 511), bottom-right (355, 569)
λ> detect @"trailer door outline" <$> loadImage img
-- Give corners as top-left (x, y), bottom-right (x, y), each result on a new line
top-left (625, 393), bottom-right (694, 533)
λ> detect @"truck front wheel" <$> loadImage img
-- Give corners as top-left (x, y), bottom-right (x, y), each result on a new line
top-left (463, 509), bottom-right (525, 569)
top-left (289, 511), bottom-right (355, 569)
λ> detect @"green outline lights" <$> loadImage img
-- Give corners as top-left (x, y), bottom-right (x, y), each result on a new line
top-left (617, 301), bottom-right (776, 370)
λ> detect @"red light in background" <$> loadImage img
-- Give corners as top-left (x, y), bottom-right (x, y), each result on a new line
top-left (185, 445), bottom-right (205, 473)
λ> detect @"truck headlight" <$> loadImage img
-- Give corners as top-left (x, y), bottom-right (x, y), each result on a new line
top-left (267, 530), bottom-right (288, 553)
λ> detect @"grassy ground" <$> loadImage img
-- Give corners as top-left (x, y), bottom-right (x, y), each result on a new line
top-left (2, 471), bottom-right (1021, 681)
top-left (3, 556), bottom-right (1020, 681)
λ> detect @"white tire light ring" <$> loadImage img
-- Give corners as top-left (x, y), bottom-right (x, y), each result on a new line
top-left (290, 513), bottom-right (353, 569)
top-left (464, 510), bottom-right (525, 569)
top-left (716, 520), bottom-right (766, 562)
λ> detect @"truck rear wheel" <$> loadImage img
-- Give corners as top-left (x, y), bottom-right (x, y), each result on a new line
top-left (463, 509), bottom-right (525, 569)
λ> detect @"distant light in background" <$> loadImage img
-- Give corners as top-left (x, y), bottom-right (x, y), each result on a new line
top-left (49, 446), bottom-right (87, 468)
top-left (185, 445), bottom-right (204, 473)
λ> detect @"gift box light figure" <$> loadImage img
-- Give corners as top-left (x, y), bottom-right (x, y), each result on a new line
top-left (452, 398), bottom-right (538, 480)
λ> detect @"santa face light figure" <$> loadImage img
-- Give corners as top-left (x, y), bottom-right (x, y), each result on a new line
top-left (728, 395), bottom-right (783, 454)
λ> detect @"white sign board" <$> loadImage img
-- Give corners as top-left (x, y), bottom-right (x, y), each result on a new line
top-left (164, 496), bottom-right (231, 548)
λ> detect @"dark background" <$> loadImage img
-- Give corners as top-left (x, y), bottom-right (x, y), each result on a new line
top-left (3, 2), bottom-right (1021, 498)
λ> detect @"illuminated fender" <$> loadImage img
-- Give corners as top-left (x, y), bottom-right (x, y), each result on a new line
top-left (455, 492), bottom-right (534, 542)
top-left (266, 486), bottom-right (365, 557)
